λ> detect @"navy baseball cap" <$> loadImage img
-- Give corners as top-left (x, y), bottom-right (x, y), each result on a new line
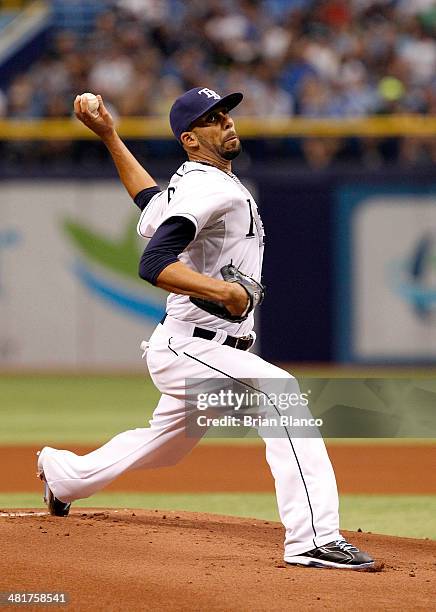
top-left (169, 87), bottom-right (243, 140)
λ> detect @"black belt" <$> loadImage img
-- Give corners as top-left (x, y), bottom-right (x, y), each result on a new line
top-left (160, 314), bottom-right (253, 351)
top-left (193, 327), bottom-right (254, 351)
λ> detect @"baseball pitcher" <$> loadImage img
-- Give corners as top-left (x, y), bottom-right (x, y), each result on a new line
top-left (37, 87), bottom-right (374, 569)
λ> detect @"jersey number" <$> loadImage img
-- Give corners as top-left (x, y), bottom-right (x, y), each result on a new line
top-left (246, 199), bottom-right (255, 238)
top-left (168, 187), bottom-right (176, 203)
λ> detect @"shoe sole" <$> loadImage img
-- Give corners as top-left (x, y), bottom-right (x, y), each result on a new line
top-left (285, 556), bottom-right (375, 570)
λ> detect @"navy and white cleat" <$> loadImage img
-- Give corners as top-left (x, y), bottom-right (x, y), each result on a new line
top-left (285, 539), bottom-right (375, 570)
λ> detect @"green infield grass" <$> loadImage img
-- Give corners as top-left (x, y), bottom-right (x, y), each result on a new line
top-left (1, 375), bottom-right (435, 445)
top-left (0, 492), bottom-right (434, 540)
top-left (0, 375), bottom-right (260, 444)
top-left (0, 375), bottom-right (159, 444)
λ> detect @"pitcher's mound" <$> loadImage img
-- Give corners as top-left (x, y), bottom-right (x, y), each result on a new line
top-left (1, 509), bottom-right (434, 611)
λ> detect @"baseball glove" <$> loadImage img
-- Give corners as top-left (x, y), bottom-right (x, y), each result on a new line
top-left (190, 263), bottom-right (265, 323)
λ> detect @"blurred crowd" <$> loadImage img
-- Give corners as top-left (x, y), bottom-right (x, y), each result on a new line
top-left (1, 0), bottom-right (436, 166)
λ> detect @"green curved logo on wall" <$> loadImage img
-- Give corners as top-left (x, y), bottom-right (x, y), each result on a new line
top-left (63, 214), bottom-right (166, 321)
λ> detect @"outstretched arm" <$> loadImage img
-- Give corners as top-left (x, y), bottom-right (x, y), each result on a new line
top-left (73, 94), bottom-right (157, 198)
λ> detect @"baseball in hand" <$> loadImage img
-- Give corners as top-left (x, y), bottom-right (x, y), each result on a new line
top-left (80, 92), bottom-right (100, 117)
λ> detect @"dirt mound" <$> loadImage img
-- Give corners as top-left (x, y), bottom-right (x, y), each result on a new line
top-left (1, 509), bottom-right (435, 611)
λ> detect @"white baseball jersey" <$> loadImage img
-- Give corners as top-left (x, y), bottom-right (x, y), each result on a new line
top-left (137, 161), bottom-right (266, 337)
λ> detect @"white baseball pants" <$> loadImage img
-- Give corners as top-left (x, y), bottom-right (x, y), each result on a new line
top-left (40, 316), bottom-right (341, 557)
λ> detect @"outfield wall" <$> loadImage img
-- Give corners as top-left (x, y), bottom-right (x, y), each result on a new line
top-left (0, 180), bottom-right (164, 368)
top-left (1, 166), bottom-right (436, 368)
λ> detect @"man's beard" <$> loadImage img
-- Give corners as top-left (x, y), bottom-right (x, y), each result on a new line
top-left (221, 141), bottom-right (242, 160)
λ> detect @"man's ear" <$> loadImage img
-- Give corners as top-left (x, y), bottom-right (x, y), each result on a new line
top-left (180, 131), bottom-right (199, 150)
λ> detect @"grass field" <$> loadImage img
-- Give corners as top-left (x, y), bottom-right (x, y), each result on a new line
top-left (1, 375), bottom-right (435, 540)
top-left (0, 375), bottom-right (159, 444)
top-left (1, 374), bottom-right (435, 445)
top-left (1, 492), bottom-right (435, 540)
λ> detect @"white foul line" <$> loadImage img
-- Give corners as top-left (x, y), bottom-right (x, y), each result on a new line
top-left (0, 511), bottom-right (47, 517)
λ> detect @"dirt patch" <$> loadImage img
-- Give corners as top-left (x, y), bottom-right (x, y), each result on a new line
top-left (1, 509), bottom-right (435, 611)
top-left (1, 444), bottom-right (435, 493)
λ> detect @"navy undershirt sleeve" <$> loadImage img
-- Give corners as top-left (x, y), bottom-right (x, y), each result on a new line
top-left (134, 186), bottom-right (162, 211)
top-left (139, 215), bottom-right (196, 285)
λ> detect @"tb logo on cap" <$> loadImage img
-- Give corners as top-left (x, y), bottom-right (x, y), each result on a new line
top-left (198, 88), bottom-right (221, 100)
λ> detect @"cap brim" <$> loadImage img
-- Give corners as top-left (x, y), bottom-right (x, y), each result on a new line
top-left (188, 92), bottom-right (243, 130)
top-left (209, 92), bottom-right (243, 113)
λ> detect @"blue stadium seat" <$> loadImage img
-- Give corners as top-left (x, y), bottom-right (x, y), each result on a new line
top-left (51, 0), bottom-right (107, 33)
